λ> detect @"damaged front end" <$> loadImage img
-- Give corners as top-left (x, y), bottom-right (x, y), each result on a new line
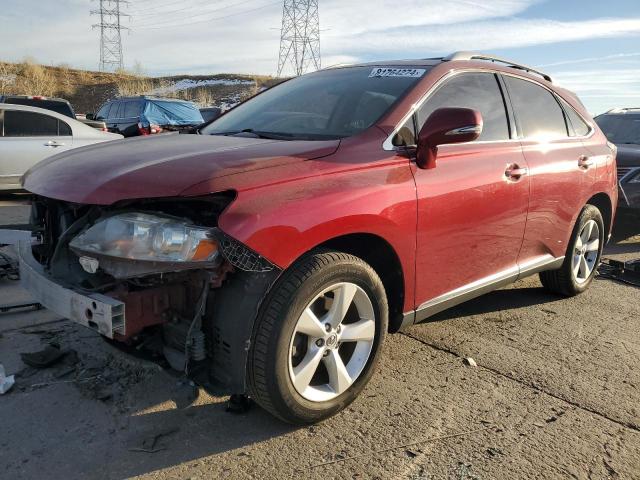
top-left (21, 194), bottom-right (280, 392)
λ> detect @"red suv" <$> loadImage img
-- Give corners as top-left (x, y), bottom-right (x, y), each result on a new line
top-left (20, 52), bottom-right (617, 424)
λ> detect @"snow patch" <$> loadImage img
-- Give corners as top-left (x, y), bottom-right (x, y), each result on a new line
top-left (150, 78), bottom-right (255, 95)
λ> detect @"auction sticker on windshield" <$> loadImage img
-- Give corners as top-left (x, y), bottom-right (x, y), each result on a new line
top-left (369, 68), bottom-right (425, 78)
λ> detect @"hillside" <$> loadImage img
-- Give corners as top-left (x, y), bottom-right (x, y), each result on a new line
top-left (0, 60), bottom-right (283, 114)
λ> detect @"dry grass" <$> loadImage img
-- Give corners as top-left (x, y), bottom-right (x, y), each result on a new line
top-left (0, 58), bottom-right (284, 111)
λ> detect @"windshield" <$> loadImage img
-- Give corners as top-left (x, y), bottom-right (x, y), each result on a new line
top-left (595, 114), bottom-right (640, 145)
top-left (201, 66), bottom-right (427, 140)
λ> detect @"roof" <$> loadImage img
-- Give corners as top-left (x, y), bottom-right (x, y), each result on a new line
top-left (0, 102), bottom-right (74, 120)
top-left (114, 95), bottom-right (198, 103)
top-left (0, 94), bottom-right (71, 103)
top-left (326, 51), bottom-right (553, 83)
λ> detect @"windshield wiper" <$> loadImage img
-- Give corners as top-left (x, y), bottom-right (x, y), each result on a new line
top-left (215, 129), bottom-right (295, 140)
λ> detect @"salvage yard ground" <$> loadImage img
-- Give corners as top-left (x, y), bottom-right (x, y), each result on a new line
top-left (0, 196), bottom-right (639, 480)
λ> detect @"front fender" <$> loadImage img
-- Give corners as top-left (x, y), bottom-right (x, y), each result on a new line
top-left (217, 157), bottom-right (417, 312)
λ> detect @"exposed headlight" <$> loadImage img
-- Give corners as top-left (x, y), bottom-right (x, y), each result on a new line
top-left (69, 213), bottom-right (219, 262)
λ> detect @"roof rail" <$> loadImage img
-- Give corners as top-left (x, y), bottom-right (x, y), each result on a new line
top-left (443, 51), bottom-right (553, 83)
top-left (605, 107), bottom-right (640, 114)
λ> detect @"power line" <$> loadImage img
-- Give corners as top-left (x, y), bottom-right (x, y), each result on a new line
top-left (277, 0), bottom-right (321, 77)
top-left (91, 0), bottom-right (129, 72)
top-left (131, 0), bottom-right (257, 27)
top-left (129, 0), bottom-right (248, 19)
top-left (134, 1), bottom-right (280, 30)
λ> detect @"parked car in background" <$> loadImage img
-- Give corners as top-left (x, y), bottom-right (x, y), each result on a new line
top-left (90, 96), bottom-right (204, 137)
top-left (595, 108), bottom-right (640, 217)
top-left (199, 106), bottom-right (222, 123)
top-left (0, 94), bottom-right (107, 131)
top-left (0, 104), bottom-right (122, 191)
top-left (20, 52), bottom-right (616, 424)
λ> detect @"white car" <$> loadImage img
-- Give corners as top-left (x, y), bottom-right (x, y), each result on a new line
top-left (0, 104), bottom-right (123, 191)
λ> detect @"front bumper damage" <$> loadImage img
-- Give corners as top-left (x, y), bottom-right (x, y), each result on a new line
top-left (18, 195), bottom-right (283, 394)
top-left (18, 240), bottom-right (125, 338)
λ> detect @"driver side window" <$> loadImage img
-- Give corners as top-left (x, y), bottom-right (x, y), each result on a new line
top-left (392, 72), bottom-right (510, 147)
top-left (419, 73), bottom-right (510, 142)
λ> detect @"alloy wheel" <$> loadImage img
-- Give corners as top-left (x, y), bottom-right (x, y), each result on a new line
top-left (572, 219), bottom-right (600, 284)
top-left (288, 282), bottom-right (376, 402)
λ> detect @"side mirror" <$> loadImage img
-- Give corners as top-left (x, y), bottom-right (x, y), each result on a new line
top-left (416, 107), bottom-right (483, 169)
top-left (86, 113), bottom-right (95, 120)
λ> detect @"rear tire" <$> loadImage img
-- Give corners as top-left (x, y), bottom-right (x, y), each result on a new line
top-left (539, 204), bottom-right (604, 296)
top-left (247, 251), bottom-right (388, 425)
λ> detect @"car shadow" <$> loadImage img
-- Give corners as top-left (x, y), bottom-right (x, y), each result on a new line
top-left (105, 393), bottom-right (297, 479)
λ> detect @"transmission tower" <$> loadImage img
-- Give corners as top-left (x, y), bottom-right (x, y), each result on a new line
top-left (277, 0), bottom-right (321, 77)
top-left (91, 0), bottom-right (128, 72)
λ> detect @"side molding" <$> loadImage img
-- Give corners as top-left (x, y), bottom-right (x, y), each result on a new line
top-left (405, 255), bottom-right (564, 326)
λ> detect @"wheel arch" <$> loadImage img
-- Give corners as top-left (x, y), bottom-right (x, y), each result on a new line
top-left (309, 233), bottom-right (406, 333)
top-left (586, 192), bottom-right (613, 240)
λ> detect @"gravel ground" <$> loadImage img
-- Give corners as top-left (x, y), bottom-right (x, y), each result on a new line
top-left (0, 196), bottom-right (638, 480)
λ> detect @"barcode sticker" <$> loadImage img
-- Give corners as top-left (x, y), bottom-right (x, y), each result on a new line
top-left (369, 68), bottom-right (426, 78)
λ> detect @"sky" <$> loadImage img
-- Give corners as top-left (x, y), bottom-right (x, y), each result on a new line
top-left (1, 0), bottom-right (639, 114)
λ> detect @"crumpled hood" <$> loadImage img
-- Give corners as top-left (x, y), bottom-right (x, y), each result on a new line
top-left (23, 133), bottom-right (340, 205)
top-left (615, 144), bottom-right (640, 167)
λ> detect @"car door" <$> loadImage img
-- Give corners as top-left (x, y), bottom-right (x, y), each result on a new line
top-left (120, 100), bottom-right (142, 136)
top-left (501, 75), bottom-right (596, 265)
top-left (0, 109), bottom-right (73, 189)
top-left (410, 72), bottom-right (530, 318)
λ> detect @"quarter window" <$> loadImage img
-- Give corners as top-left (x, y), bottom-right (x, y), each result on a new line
top-left (124, 101), bottom-right (140, 118)
top-left (416, 73), bottom-right (510, 142)
top-left (504, 76), bottom-right (568, 139)
top-left (558, 97), bottom-right (591, 137)
top-left (58, 120), bottom-right (72, 136)
top-left (3, 110), bottom-right (60, 137)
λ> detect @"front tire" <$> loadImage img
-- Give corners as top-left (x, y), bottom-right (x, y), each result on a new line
top-left (539, 204), bottom-right (604, 296)
top-left (247, 251), bottom-right (388, 424)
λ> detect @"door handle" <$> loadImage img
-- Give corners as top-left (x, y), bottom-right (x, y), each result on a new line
top-left (505, 165), bottom-right (528, 180)
top-left (44, 140), bottom-right (65, 147)
top-left (578, 155), bottom-right (594, 169)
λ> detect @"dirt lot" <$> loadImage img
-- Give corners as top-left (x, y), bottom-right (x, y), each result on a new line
top-left (1, 197), bottom-right (639, 480)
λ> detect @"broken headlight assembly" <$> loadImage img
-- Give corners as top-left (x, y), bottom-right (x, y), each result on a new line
top-left (69, 213), bottom-right (220, 278)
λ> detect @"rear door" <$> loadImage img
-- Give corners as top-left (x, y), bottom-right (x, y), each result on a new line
top-left (121, 100), bottom-right (142, 136)
top-left (502, 75), bottom-right (596, 265)
top-left (0, 109), bottom-right (73, 189)
top-left (411, 72), bottom-right (530, 316)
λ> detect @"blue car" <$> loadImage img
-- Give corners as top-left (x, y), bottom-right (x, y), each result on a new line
top-left (91, 96), bottom-right (204, 137)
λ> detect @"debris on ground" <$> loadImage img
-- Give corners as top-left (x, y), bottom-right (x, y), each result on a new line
top-left (0, 251), bottom-right (19, 281)
top-left (0, 363), bottom-right (15, 394)
top-left (20, 344), bottom-right (67, 368)
top-left (463, 357), bottom-right (478, 367)
top-left (598, 258), bottom-right (640, 287)
top-left (129, 427), bottom-right (180, 454)
top-left (226, 393), bottom-right (252, 414)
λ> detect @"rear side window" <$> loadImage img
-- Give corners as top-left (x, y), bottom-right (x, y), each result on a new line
top-left (124, 101), bottom-right (140, 118)
top-left (558, 97), bottom-right (591, 137)
top-left (58, 120), bottom-right (72, 136)
top-left (417, 72), bottom-right (510, 142)
top-left (504, 76), bottom-right (568, 139)
top-left (3, 110), bottom-right (60, 137)
top-left (109, 102), bottom-right (124, 119)
top-left (96, 102), bottom-right (112, 119)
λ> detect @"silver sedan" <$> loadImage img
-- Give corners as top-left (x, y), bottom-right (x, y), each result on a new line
top-left (0, 103), bottom-right (122, 191)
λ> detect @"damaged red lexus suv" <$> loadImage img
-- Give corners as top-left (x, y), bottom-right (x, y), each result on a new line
top-left (20, 52), bottom-right (617, 424)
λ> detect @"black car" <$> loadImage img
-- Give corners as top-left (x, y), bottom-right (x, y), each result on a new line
top-left (595, 108), bottom-right (640, 216)
top-left (0, 94), bottom-right (107, 131)
top-left (90, 96), bottom-right (204, 137)
top-left (199, 106), bottom-right (222, 123)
